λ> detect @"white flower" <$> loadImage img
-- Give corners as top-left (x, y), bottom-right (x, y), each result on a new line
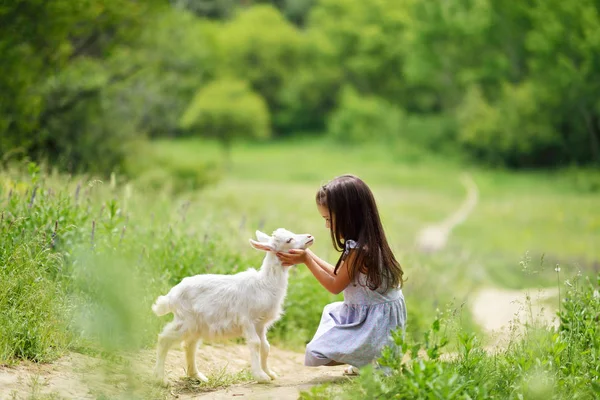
top-left (555, 266), bottom-right (561, 273)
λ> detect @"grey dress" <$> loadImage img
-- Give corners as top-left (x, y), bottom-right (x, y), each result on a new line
top-left (305, 241), bottom-right (407, 367)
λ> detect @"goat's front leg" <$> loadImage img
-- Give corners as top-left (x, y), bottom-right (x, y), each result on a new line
top-left (183, 337), bottom-right (208, 382)
top-left (257, 324), bottom-right (277, 380)
top-left (244, 324), bottom-right (271, 383)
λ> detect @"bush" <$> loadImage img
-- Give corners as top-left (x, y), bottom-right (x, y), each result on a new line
top-left (457, 83), bottom-right (560, 167)
top-left (217, 5), bottom-right (307, 133)
top-left (276, 30), bottom-right (342, 133)
top-left (125, 139), bottom-right (222, 193)
top-left (131, 8), bottom-right (219, 138)
top-left (0, 0), bottom-right (159, 175)
top-left (180, 79), bottom-right (271, 153)
top-left (327, 86), bottom-right (405, 144)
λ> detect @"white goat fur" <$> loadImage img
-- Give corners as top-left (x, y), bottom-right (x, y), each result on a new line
top-left (152, 228), bottom-right (314, 384)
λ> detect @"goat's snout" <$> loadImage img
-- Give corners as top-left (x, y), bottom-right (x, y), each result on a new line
top-left (304, 235), bottom-right (314, 247)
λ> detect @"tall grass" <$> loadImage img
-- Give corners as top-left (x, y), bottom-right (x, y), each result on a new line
top-left (0, 162), bottom-right (341, 364)
top-left (1, 138), bottom-right (599, 398)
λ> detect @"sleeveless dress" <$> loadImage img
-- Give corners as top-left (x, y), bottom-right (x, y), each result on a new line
top-left (305, 241), bottom-right (408, 367)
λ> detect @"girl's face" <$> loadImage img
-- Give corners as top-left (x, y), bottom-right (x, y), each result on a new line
top-left (317, 204), bottom-right (332, 230)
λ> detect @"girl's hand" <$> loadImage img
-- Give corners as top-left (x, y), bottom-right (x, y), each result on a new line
top-left (276, 249), bottom-right (308, 266)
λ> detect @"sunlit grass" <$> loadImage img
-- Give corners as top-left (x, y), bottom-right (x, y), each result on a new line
top-left (1, 137), bottom-right (599, 398)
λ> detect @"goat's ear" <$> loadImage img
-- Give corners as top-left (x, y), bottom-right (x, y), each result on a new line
top-left (249, 239), bottom-right (274, 252)
top-left (255, 230), bottom-right (271, 243)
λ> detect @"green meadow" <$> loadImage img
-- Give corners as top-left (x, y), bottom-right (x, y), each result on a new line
top-left (2, 137), bottom-right (599, 398)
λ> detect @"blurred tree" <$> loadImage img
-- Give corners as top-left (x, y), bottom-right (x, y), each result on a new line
top-left (457, 83), bottom-right (558, 167)
top-left (307, 0), bottom-right (408, 105)
top-left (524, 0), bottom-right (600, 165)
top-left (0, 0), bottom-right (167, 173)
top-left (167, 0), bottom-right (316, 25)
top-left (255, 0), bottom-right (315, 26)
top-left (168, 0), bottom-right (239, 19)
top-left (128, 8), bottom-right (219, 138)
top-left (391, 0), bottom-right (600, 166)
top-left (276, 29), bottom-right (342, 133)
top-left (217, 5), bottom-right (312, 134)
top-left (180, 79), bottom-right (270, 162)
top-left (1, 0), bottom-right (598, 171)
top-left (328, 86), bottom-right (404, 145)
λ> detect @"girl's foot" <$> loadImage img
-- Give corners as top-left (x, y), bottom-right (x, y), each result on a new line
top-left (343, 365), bottom-right (360, 376)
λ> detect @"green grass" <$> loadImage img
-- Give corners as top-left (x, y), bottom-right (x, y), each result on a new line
top-left (1, 137), bottom-right (599, 398)
top-left (144, 136), bottom-right (600, 288)
top-left (302, 273), bottom-right (600, 400)
top-left (172, 367), bottom-right (253, 395)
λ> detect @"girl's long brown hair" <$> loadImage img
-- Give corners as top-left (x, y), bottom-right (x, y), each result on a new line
top-left (316, 174), bottom-right (405, 291)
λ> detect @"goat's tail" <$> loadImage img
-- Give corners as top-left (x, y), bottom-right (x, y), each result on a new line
top-left (152, 295), bottom-right (172, 316)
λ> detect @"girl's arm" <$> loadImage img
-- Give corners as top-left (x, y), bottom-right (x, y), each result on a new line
top-left (277, 249), bottom-right (356, 295)
top-left (306, 249), bottom-right (336, 276)
top-left (304, 253), bottom-right (352, 295)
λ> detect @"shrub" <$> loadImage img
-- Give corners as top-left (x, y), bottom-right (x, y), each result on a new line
top-left (217, 5), bottom-right (307, 133)
top-left (327, 86), bottom-right (405, 144)
top-left (180, 79), bottom-right (270, 155)
top-left (456, 83), bottom-right (560, 167)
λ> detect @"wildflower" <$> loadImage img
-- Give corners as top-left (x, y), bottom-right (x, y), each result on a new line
top-left (554, 266), bottom-right (561, 273)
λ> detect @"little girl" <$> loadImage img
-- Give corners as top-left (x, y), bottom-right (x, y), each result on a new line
top-left (277, 174), bottom-right (407, 374)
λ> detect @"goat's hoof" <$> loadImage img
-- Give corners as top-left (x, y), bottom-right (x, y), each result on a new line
top-left (266, 370), bottom-right (278, 380)
top-left (189, 372), bottom-right (209, 383)
top-left (253, 372), bottom-right (272, 383)
top-left (153, 373), bottom-right (169, 387)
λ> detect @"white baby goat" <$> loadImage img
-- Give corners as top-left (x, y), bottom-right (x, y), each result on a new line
top-left (152, 228), bottom-right (314, 384)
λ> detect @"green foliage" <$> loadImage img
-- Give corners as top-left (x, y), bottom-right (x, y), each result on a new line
top-left (180, 79), bottom-right (271, 152)
top-left (308, 0), bottom-right (407, 103)
top-left (276, 30), bottom-right (342, 133)
top-left (0, 0), bottom-right (163, 173)
top-left (327, 87), bottom-right (404, 144)
top-left (524, 0), bottom-right (600, 165)
top-left (171, 0), bottom-right (239, 19)
top-left (217, 5), bottom-right (308, 132)
top-left (2, 0), bottom-right (600, 170)
top-left (1, 138), bottom-right (600, 399)
top-left (302, 274), bottom-right (600, 399)
top-left (125, 139), bottom-right (222, 193)
top-left (267, 0), bottom-right (316, 26)
top-left (457, 83), bottom-right (558, 167)
top-left (132, 8), bottom-right (220, 138)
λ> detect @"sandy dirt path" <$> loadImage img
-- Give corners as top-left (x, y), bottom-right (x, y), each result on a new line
top-left (470, 286), bottom-right (559, 348)
top-left (0, 343), bottom-right (348, 400)
top-left (1, 287), bottom-right (560, 399)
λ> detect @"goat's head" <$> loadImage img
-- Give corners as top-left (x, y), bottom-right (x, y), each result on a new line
top-left (249, 228), bottom-right (314, 253)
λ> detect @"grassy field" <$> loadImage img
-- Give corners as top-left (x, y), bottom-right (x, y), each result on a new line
top-left (1, 137), bottom-right (599, 398)
top-left (142, 137), bottom-right (600, 286)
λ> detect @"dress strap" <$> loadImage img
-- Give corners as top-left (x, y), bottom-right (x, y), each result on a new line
top-left (343, 240), bottom-right (358, 258)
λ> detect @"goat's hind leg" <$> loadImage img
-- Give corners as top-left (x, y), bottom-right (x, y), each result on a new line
top-left (154, 321), bottom-right (184, 384)
top-left (183, 337), bottom-right (208, 382)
